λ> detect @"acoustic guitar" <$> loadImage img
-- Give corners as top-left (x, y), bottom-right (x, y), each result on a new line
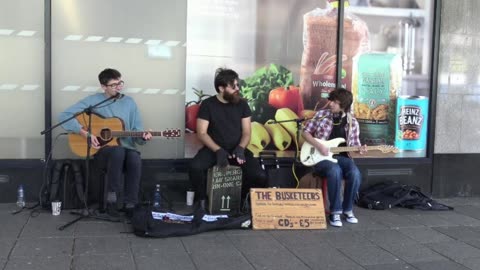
top-left (68, 112), bottom-right (181, 157)
top-left (300, 138), bottom-right (398, 166)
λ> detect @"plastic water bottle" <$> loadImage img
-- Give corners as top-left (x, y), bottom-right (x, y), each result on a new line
top-left (16, 185), bottom-right (25, 208)
top-left (153, 184), bottom-right (161, 209)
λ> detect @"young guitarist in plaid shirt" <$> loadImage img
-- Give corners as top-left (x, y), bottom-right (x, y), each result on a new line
top-left (302, 88), bottom-right (367, 227)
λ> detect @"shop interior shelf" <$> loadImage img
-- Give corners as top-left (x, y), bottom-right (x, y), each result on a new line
top-left (349, 6), bottom-right (425, 18)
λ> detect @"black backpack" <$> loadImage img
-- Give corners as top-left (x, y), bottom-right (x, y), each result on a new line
top-left (357, 181), bottom-right (453, 211)
top-left (41, 160), bottom-right (86, 210)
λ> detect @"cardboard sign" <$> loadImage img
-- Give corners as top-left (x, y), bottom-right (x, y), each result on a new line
top-left (250, 188), bottom-right (326, 230)
top-left (207, 165), bottom-right (242, 215)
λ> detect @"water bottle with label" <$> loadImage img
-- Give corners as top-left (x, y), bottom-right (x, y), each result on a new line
top-left (17, 184), bottom-right (25, 208)
top-left (153, 184), bottom-right (161, 210)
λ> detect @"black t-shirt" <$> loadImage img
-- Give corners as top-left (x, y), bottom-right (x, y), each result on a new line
top-left (329, 114), bottom-right (348, 157)
top-left (197, 96), bottom-right (251, 151)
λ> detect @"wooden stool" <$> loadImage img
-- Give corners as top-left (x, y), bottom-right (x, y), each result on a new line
top-left (298, 172), bottom-right (329, 213)
top-left (299, 172), bottom-right (344, 214)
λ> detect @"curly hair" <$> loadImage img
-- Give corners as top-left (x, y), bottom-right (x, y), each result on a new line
top-left (328, 88), bottom-right (353, 112)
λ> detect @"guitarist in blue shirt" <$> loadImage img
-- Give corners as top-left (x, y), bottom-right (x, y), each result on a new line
top-left (59, 68), bottom-right (152, 218)
top-left (302, 88), bottom-right (367, 227)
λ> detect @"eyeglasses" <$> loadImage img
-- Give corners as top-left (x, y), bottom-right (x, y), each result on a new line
top-left (105, 80), bottom-right (124, 88)
top-left (229, 83), bottom-right (240, 89)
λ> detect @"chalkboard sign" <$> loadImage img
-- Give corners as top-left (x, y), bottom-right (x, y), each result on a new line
top-left (206, 165), bottom-right (243, 215)
top-left (250, 188), bottom-right (326, 230)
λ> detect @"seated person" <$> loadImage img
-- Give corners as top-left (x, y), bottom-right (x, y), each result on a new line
top-left (59, 68), bottom-right (152, 218)
top-left (189, 68), bottom-right (267, 209)
top-left (302, 88), bottom-right (367, 227)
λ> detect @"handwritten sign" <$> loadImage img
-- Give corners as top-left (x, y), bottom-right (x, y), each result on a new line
top-left (207, 165), bottom-right (243, 214)
top-left (250, 188), bottom-right (326, 230)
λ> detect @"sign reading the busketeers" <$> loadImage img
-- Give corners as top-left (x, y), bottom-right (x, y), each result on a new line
top-left (250, 188), bottom-right (326, 230)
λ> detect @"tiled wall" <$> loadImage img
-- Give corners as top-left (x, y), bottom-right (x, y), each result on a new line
top-left (436, 0), bottom-right (480, 153)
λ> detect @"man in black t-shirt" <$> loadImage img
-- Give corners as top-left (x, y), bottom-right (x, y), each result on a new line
top-left (189, 68), bottom-right (267, 210)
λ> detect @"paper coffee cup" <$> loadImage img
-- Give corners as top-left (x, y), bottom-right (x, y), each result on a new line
top-left (51, 200), bottom-right (62, 216)
top-left (186, 191), bottom-right (195, 206)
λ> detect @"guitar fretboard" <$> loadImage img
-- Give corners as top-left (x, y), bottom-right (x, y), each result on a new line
top-left (330, 146), bottom-right (381, 153)
top-left (111, 131), bottom-right (166, 137)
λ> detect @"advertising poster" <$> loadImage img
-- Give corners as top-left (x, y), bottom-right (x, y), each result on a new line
top-left (184, 0), bottom-right (431, 159)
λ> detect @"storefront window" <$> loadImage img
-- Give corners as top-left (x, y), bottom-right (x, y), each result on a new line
top-left (348, 0), bottom-right (433, 158)
top-left (51, 0), bottom-right (186, 159)
top-left (0, 0), bottom-right (434, 160)
top-left (0, 1), bottom-right (45, 159)
top-left (185, 0), bottom-right (329, 158)
top-left (184, 0), bottom-right (434, 159)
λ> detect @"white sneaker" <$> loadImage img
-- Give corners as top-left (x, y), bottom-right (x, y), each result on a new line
top-left (343, 212), bottom-right (358, 224)
top-left (329, 214), bottom-right (343, 227)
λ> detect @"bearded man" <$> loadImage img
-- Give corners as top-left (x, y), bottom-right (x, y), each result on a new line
top-left (188, 68), bottom-right (267, 210)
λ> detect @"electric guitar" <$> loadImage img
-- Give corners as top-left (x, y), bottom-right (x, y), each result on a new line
top-left (68, 112), bottom-right (181, 157)
top-left (300, 138), bottom-right (398, 166)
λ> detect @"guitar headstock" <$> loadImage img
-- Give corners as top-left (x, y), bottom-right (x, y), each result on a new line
top-left (378, 145), bottom-right (399, 154)
top-left (162, 129), bottom-right (182, 138)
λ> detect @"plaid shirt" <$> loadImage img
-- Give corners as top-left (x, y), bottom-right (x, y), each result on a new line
top-left (303, 109), bottom-right (361, 147)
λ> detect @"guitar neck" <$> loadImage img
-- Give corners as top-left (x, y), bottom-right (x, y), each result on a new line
top-left (330, 146), bottom-right (380, 153)
top-left (111, 131), bottom-right (163, 137)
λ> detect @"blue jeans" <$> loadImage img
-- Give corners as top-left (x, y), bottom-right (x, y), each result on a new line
top-left (314, 156), bottom-right (361, 214)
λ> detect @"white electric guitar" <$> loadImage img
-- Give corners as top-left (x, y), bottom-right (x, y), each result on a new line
top-left (300, 138), bottom-right (398, 166)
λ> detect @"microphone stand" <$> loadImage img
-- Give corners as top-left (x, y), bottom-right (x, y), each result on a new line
top-left (266, 117), bottom-right (310, 164)
top-left (41, 93), bottom-right (122, 230)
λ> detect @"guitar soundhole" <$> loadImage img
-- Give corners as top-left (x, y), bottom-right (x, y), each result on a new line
top-left (100, 128), bottom-right (112, 141)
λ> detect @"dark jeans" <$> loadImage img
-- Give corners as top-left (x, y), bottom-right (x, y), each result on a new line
top-left (314, 155), bottom-right (361, 214)
top-left (95, 146), bottom-right (142, 205)
top-left (189, 147), bottom-right (267, 201)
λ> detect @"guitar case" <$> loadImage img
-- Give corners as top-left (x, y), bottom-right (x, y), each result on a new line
top-left (259, 151), bottom-right (296, 188)
top-left (132, 204), bottom-right (252, 238)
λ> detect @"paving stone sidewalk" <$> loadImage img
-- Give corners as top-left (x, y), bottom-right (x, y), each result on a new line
top-left (2, 197), bottom-right (480, 270)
